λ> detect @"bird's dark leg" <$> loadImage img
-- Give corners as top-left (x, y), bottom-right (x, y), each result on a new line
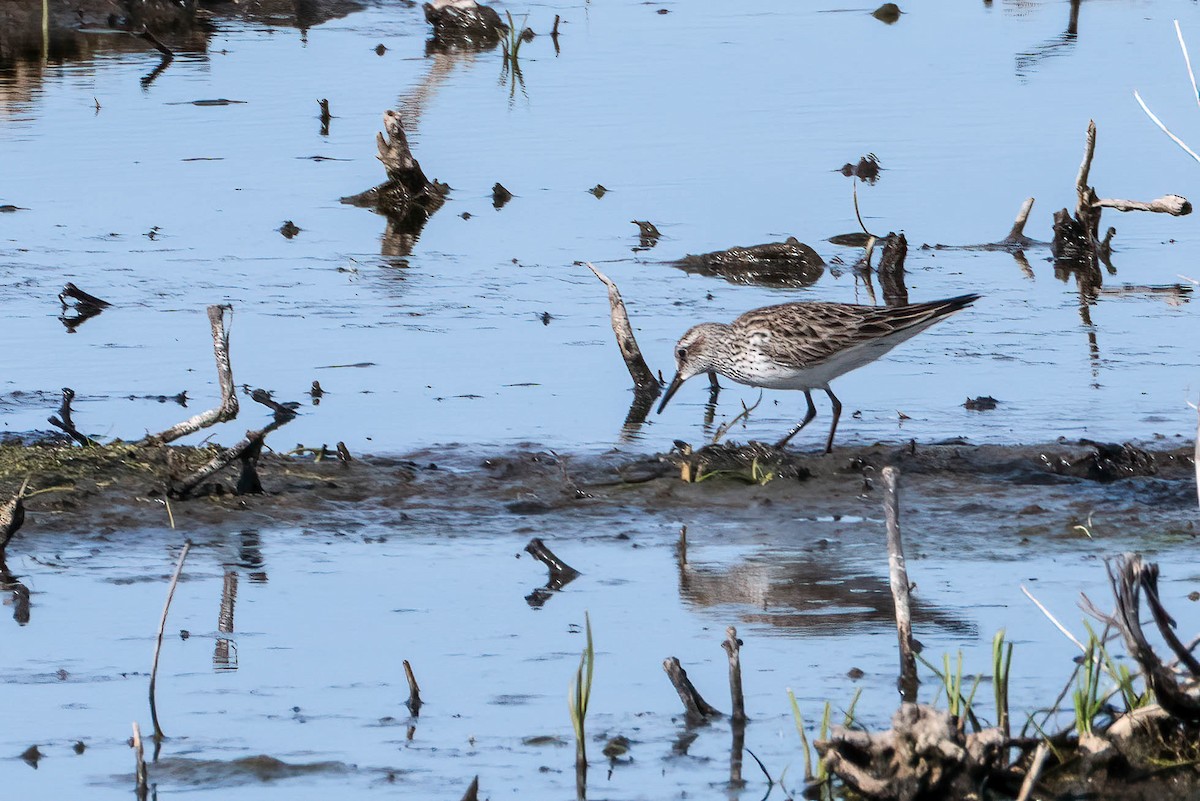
top-left (774, 390), bottom-right (817, 448)
top-left (823, 387), bottom-right (843, 454)
top-left (702, 374), bottom-right (720, 430)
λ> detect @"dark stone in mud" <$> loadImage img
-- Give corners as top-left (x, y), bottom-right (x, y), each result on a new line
top-left (423, 0), bottom-right (506, 50)
top-left (671, 237), bottom-right (825, 288)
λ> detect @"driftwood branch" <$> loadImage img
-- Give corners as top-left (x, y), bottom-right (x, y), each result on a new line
top-left (132, 722), bottom-right (149, 801)
top-left (1004, 197), bottom-right (1035, 244)
top-left (1094, 194), bottom-right (1192, 215)
top-left (882, 467), bottom-right (917, 702)
top-left (142, 305), bottom-right (238, 446)
top-left (663, 657), bottom-right (722, 722)
top-left (1108, 554), bottom-right (1200, 723)
top-left (170, 415), bottom-right (294, 499)
top-left (459, 776), bottom-right (480, 801)
top-left (584, 263), bottom-right (660, 394)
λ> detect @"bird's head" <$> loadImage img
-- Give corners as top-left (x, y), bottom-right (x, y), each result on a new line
top-left (657, 323), bottom-right (726, 414)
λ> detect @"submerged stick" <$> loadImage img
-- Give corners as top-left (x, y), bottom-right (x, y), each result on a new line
top-left (149, 540), bottom-right (192, 740)
top-left (142, 305), bottom-right (238, 446)
top-left (722, 627), bottom-right (746, 723)
top-left (663, 657), bottom-right (721, 722)
top-left (131, 722), bottom-right (149, 801)
top-left (584, 263), bottom-right (659, 394)
top-left (404, 659), bottom-right (422, 716)
top-left (881, 467), bottom-right (917, 702)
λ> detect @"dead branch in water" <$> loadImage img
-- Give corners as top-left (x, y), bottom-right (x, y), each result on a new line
top-left (142, 305), bottom-right (238, 446)
top-left (169, 393), bottom-right (297, 498)
top-left (663, 657), bottom-right (721, 723)
top-left (131, 722), bottom-right (149, 801)
top-left (149, 540), bottom-right (191, 740)
top-left (1054, 121), bottom-right (1190, 270)
top-left (459, 776), bottom-right (480, 801)
top-left (882, 467), bottom-right (917, 702)
top-left (584, 263), bottom-right (660, 394)
top-left (722, 626), bottom-right (746, 723)
top-left (404, 659), bottom-right (422, 716)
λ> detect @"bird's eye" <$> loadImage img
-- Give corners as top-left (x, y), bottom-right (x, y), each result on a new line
top-left (676, 348), bottom-right (687, 360)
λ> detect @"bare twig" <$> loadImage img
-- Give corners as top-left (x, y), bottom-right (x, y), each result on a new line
top-left (710, 392), bottom-right (762, 444)
top-left (1021, 585), bottom-right (1087, 652)
top-left (1075, 120), bottom-right (1097, 219)
top-left (584, 263), bottom-right (660, 394)
top-left (142, 306), bottom-right (238, 445)
top-left (150, 540), bottom-right (192, 740)
top-left (882, 467), bottom-right (917, 702)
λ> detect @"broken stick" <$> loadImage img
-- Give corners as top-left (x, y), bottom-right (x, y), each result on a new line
top-left (0, 478), bottom-right (29, 551)
top-left (882, 466), bottom-right (918, 702)
top-left (48, 387), bottom-right (93, 446)
top-left (722, 626), bottom-right (747, 723)
top-left (404, 659), bottom-right (422, 716)
top-left (142, 305), bottom-right (238, 446)
top-left (525, 537), bottom-right (581, 590)
top-left (584, 263), bottom-right (660, 394)
top-left (663, 656), bottom-right (721, 722)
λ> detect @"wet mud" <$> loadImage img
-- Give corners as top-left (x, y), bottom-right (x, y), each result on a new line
top-left (3, 437), bottom-right (1193, 540)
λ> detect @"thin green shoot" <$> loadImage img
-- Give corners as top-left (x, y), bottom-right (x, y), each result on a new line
top-left (992, 630), bottom-right (1014, 738)
top-left (787, 689), bottom-right (813, 782)
top-left (843, 687), bottom-right (863, 729)
top-left (568, 612), bottom-right (594, 769)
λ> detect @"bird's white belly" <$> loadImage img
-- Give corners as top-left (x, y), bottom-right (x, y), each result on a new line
top-left (723, 337), bottom-right (907, 390)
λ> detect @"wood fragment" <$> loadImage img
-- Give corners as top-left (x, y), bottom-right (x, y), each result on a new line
top-left (663, 657), bottom-right (721, 722)
top-left (136, 26), bottom-right (174, 58)
top-left (1094, 194), bottom-right (1192, 215)
top-left (1004, 198), bottom-right (1036, 244)
top-left (132, 722), bottom-right (149, 801)
top-left (882, 467), bottom-right (917, 702)
top-left (722, 626), bottom-right (747, 723)
top-left (404, 659), bottom-right (422, 716)
top-left (150, 540), bottom-right (191, 740)
top-left (459, 776), bottom-right (479, 801)
top-left (142, 306), bottom-right (238, 446)
top-left (59, 282), bottom-right (111, 309)
top-left (584, 263), bottom-right (660, 394)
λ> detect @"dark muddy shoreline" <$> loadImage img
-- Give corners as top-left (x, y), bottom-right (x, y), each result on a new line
top-left (3, 437), bottom-right (1194, 539)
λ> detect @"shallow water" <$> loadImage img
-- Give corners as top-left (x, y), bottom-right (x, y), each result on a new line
top-left (2, 0), bottom-right (1199, 452)
top-left (3, 0), bottom-right (1200, 798)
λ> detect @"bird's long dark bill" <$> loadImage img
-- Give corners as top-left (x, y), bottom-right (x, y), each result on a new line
top-left (657, 373), bottom-right (685, 414)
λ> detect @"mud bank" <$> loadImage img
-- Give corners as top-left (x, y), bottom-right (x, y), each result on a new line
top-left (2, 437), bottom-right (1194, 541)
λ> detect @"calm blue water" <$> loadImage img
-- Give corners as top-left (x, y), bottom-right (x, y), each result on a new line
top-left (2, 1), bottom-right (1200, 798)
